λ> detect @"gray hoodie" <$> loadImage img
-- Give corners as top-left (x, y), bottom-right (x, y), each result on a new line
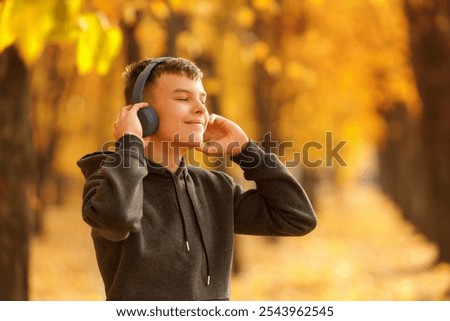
top-left (77, 134), bottom-right (317, 300)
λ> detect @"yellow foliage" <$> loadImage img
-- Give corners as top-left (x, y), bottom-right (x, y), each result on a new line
top-left (253, 41), bottom-right (270, 62)
top-left (0, 0), bottom-right (55, 64)
top-left (66, 0), bottom-right (83, 14)
top-left (252, 0), bottom-right (277, 12)
top-left (0, 0), bottom-right (421, 211)
top-left (263, 0), bottom-right (420, 184)
top-left (235, 6), bottom-right (255, 28)
top-left (148, 0), bottom-right (171, 20)
top-left (0, 0), bottom-right (121, 75)
top-left (76, 12), bottom-right (122, 75)
top-left (135, 17), bottom-right (167, 57)
top-left (216, 31), bottom-right (259, 139)
top-left (0, 0), bottom-right (15, 51)
top-left (96, 25), bottom-right (122, 75)
top-left (168, 0), bottom-right (184, 12)
top-left (91, 0), bottom-right (120, 22)
top-left (263, 55), bottom-right (282, 77)
top-left (76, 13), bottom-right (102, 74)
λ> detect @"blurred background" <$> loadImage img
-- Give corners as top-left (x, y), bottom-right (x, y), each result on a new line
top-left (1, 0), bottom-right (450, 300)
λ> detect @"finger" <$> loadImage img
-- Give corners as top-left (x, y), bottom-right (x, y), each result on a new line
top-left (121, 103), bottom-right (148, 113)
top-left (122, 104), bottom-right (133, 112)
top-left (113, 123), bottom-right (120, 139)
top-left (208, 113), bottom-right (217, 124)
top-left (195, 142), bottom-right (219, 155)
top-left (203, 114), bottom-right (216, 140)
top-left (129, 102), bottom-right (149, 112)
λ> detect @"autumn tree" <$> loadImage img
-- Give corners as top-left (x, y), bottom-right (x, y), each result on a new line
top-left (403, 0), bottom-right (450, 262)
top-left (0, 46), bottom-right (32, 300)
top-left (0, 0), bottom-right (121, 299)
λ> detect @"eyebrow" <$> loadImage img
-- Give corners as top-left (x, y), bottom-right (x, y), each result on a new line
top-left (173, 88), bottom-right (207, 98)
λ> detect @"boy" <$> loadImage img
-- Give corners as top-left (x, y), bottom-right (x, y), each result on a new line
top-left (77, 57), bottom-right (317, 300)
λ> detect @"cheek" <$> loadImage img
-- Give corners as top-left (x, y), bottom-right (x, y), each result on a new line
top-left (156, 109), bottom-right (179, 134)
top-left (160, 122), bottom-right (181, 140)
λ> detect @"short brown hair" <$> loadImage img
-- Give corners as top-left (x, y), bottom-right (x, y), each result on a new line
top-left (122, 57), bottom-right (203, 105)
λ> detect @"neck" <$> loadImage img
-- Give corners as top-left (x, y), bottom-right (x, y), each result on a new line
top-left (144, 139), bottom-right (189, 173)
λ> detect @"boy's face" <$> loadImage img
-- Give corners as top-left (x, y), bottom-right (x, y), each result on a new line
top-left (147, 73), bottom-right (209, 148)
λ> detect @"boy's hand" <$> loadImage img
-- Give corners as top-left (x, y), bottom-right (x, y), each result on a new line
top-left (113, 103), bottom-right (148, 142)
top-left (197, 114), bottom-right (249, 156)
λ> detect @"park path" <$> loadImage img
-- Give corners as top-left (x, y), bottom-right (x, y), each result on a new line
top-left (30, 184), bottom-right (450, 300)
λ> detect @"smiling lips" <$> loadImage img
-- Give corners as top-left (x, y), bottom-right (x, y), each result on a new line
top-left (185, 120), bottom-right (205, 127)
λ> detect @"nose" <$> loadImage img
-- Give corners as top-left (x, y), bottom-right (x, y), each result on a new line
top-left (193, 99), bottom-right (208, 115)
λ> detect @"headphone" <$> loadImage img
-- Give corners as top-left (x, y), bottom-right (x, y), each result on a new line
top-left (132, 57), bottom-right (172, 137)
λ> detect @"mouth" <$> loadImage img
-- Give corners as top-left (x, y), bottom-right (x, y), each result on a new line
top-left (184, 121), bottom-right (205, 127)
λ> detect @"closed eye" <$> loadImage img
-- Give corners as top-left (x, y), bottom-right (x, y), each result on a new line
top-left (175, 97), bottom-right (207, 106)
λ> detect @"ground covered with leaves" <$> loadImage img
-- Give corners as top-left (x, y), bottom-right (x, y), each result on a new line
top-left (30, 185), bottom-right (450, 300)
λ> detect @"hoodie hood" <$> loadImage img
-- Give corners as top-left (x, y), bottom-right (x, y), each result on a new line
top-left (77, 151), bottom-right (112, 179)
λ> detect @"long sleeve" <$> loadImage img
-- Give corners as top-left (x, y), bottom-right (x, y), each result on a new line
top-left (231, 141), bottom-right (317, 236)
top-left (77, 135), bottom-right (148, 238)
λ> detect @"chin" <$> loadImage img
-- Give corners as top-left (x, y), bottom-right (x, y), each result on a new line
top-left (173, 132), bottom-right (203, 148)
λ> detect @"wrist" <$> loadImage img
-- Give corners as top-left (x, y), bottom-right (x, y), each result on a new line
top-left (115, 134), bottom-right (145, 154)
top-left (125, 132), bottom-right (144, 144)
top-left (230, 139), bottom-right (250, 156)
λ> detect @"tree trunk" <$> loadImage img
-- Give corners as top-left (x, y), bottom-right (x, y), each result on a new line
top-left (253, 13), bottom-right (281, 147)
top-left (404, 0), bottom-right (450, 262)
top-left (30, 45), bottom-right (68, 234)
top-left (120, 13), bottom-right (142, 63)
top-left (166, 12), bottom-right (188, 57)
top-left (377, 102), bottom-right (429, 235)
top-left (0, 46), bottom-right (32, 300)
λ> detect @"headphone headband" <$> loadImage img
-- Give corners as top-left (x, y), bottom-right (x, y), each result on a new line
top-left (131, 57), bottom-right (172, 104)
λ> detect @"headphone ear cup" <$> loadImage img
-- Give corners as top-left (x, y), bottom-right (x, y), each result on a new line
top-left (137, 106), bottom-right (159, 136)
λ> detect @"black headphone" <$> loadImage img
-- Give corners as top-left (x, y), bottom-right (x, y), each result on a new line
top-left (132, 57), bottom-right (172, 137)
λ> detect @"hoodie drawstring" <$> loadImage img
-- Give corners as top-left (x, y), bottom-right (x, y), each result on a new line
top-left (171, 176), bottom-right (191, 252)
top-left (170, 170), bottom-right (211, 286)
top-left (183, 171), bottom-right (211, 286)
